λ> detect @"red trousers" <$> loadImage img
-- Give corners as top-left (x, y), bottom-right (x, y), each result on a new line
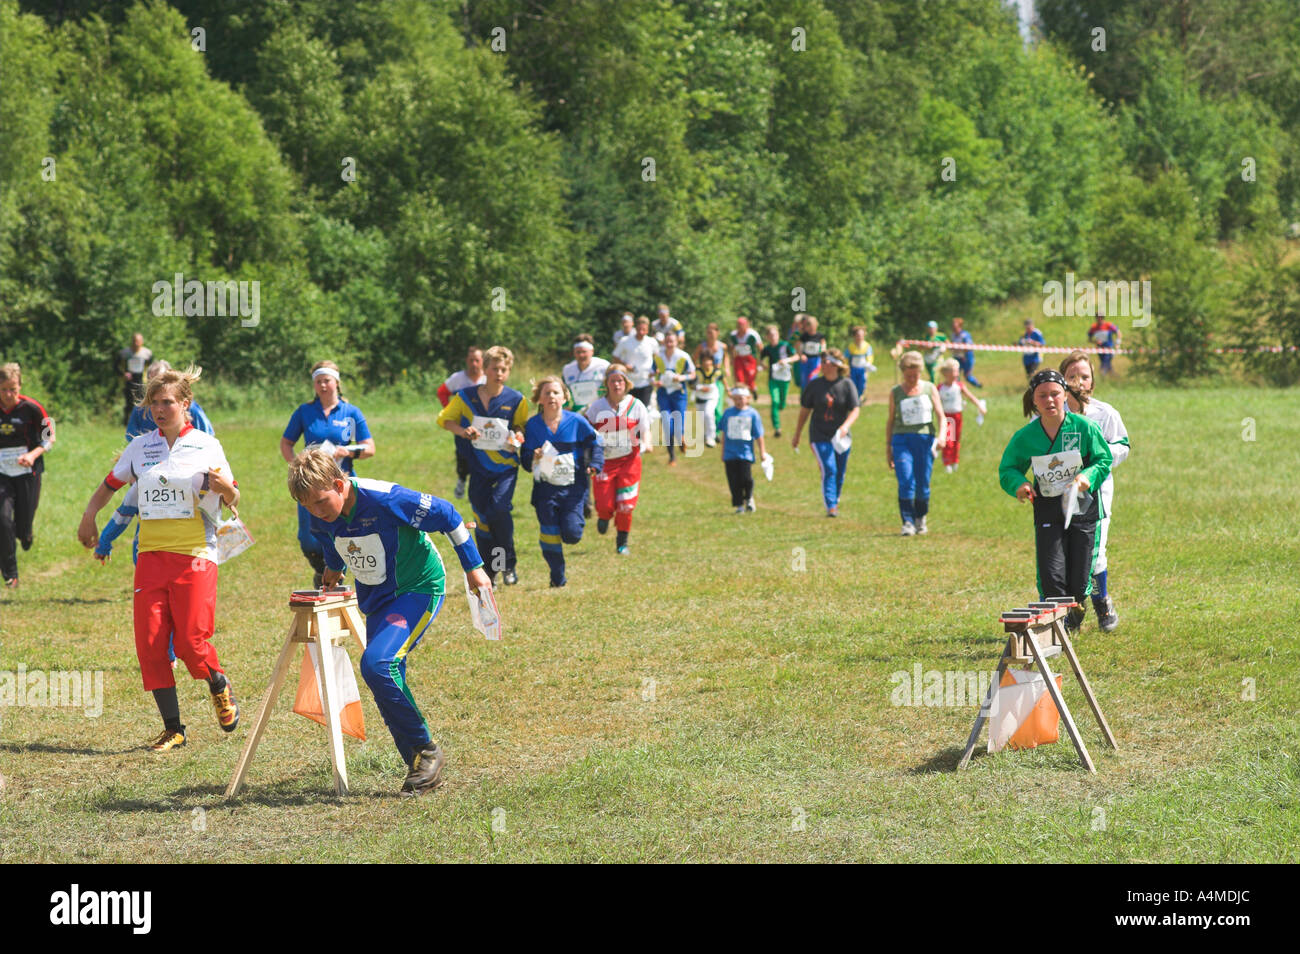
top-left (592, 453), bottom-right (642, 532)
top-left (734, 355), bottom-right (758, 389)
top-left (134, 550), bottom-right (221, 690)
top-left (942, 411), bottom-right (964, 466)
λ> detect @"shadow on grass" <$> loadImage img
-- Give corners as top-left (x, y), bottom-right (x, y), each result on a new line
top-left (909, 746), bottom-right (969, 774)
top-left (93, 778), bottom-right (399, 813)
top-left (37, 597), bottom-right (122, 605)
top-left (0, 740), bottom-right (136, 756)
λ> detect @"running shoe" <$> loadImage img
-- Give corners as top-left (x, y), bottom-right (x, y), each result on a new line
top-left (550, 578), bottom-right (566, 588)
top-left (667, 459), bottom-right (678, 467)
top-left (944, 465), bottom-right (954, 474)
top-left (454, 477), bottom-right (466, 498)
top-left (616, 545), bottom-right (630, 555)
top-left (734, 506), bottom-right (745, 514)
top-left (597, 518), bottom-right (609, 535)
top-left (210, 677), bottom-right (239, 733)
top-left (900, 522), bottom-right (916, 536)
top-left (705, 439), bottom-right (716, 448)
top-left (1065, 607), bottom-right (1086, 634)
top-left (826, 508), bottom-right (839, 518)
top-left (916, 516), bottom-right (928, 534)
top-left (503, 568), bottom-right (518, 586)
top-left (20, 535), bottom-right (32, 552)
top-left (401, 743), bottom-right (445, 796)
top-left (147, 728), bottom-right (186, 752)
top-left (774, 429), bottom-right (781, 438)
top-left (1094, 596), bottom-right (1119, 632)
top-left (745, 497), bottom-right (756, 512)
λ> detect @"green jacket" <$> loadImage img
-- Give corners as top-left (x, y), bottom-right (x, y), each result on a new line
top-left (999, 413), bottom-right (1113, 522)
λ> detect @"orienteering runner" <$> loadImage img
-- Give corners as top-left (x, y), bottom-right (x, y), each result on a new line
top-left (584, 364), bottom-right (652, 555)
top-left (727, 316), bottom-right (762, 399)
top-left (436, 347), bottom-right (486, 499)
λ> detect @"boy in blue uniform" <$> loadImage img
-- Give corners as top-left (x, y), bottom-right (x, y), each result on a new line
top-left (520, 377), bottom-right (603, 587)
top-left (718, 386), bottom-right (767, 513)
top-left (436, 346), bottom-right (529, 585)
top-left (290, 448), bottom-right (491, 795)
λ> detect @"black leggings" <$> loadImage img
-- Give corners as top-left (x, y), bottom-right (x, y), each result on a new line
top-left (1034, 512), bottom-right (1099, 604)
top-left (0, 472), bottom-right (41, 580)
top-left (724, 459), bottom-right (753, 507)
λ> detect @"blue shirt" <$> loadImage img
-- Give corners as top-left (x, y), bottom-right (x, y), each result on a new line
top-left (519, 410), bottom-right (604, 501)
top-left (1018, 329), bottom-right (1045, 364)
top-left (283, 399), bottom-right (372, 475)
top-left (311, 478), bottom-right (483, 616)
top-left (126, 401), bottom-right (213, 441)
top-left (719, 406), bottom-right (764, 462)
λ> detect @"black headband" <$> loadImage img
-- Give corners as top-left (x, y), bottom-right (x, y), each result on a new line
top-left (1029, 369), bottom-right (1068, 391)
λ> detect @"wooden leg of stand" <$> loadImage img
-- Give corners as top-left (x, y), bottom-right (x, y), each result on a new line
top-left (1028, 633), bottom-right (1095, 773)
top-left (343, 602), bottom-right (367, 652)
top-left (958, 643), bottom-right (1012, 770)
top-left (226, 619), bottom-right (300, 798)
top-left (1056, 623), bottom-right (1117, 750)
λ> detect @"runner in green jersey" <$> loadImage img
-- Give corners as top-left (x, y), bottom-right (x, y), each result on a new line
top-left (761, 324), bottom-right (796, 436)
top-left (998, 369), bottom-right (1112, 633)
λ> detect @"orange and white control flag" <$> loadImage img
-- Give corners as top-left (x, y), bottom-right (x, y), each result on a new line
top-left (292, 642), bottom-right (366, 740)
top-left (989, 669), bottom-right (1061, 752)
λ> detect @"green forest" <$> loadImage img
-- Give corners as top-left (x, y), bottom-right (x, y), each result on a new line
top-left (3, 0), bottom-right (1300, 410)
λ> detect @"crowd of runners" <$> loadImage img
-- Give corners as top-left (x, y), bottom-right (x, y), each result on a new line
top-left (0, 310), bottom-right (1129, 794)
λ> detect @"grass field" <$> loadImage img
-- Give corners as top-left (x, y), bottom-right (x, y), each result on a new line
top-left (1, 317), bottom-right (1297, 863)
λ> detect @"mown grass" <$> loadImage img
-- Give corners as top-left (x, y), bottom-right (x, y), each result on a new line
top-left (0, 322), bottom-right (1296, 862)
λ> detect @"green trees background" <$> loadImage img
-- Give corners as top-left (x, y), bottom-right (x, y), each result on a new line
top-left (3, 0), bottom-right (1299, 407)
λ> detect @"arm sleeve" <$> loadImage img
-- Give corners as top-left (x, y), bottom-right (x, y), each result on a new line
top-left (282, 406), bottom-right (304, 443)
top-left (107, 442), bottom-right (139, 489)
top-left (844, 379), bottom-right (860, 406)
top-left (436, 383), bottom-right (451, 407)
top-left (512, 398), bottom-right (530, 430)
top-left (317, 526), bottom-right (345, 571)
top-left (800, 384), bottom-right (816, 409)
top-left (998, 432), bottom-right (1033, 498)
top-left (752, 409), bottom-right (764, 439)
top-left (1103, 407), bottom-right (1130, 468)
top-left (519, 419), bottom-right (537, 473)
top-left (582, 415), bottom-right (604, 472)
top-left (351, 407), bottom-right (372, 442)
top-left (437, 394), bottom-right (468, 430)
top-left (1081, 420), bottom-right (1113, 491)
top-left (95, 504), bottom-right (137, 555)
top-left (385, 489), bottom-right (483, 572)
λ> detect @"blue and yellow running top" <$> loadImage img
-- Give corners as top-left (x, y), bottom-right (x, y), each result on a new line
top-left (436, 386), bottom-right (529, 476)
top-left (311, 478), bottom-right (484, 616)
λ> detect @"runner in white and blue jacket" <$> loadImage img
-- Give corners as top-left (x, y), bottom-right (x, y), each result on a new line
top-left (290, 448), bottom-right (489, 795)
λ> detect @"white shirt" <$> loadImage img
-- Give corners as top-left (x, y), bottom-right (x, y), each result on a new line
top-left (562, 357), bottom-right (610, 409)
top-left (444, 370), bottom-right (486, 393)
top-left (613, 335), bottom-right (659, 388)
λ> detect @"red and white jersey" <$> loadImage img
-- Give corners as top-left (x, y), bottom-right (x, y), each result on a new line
top-left (584, 395), bottom-right (649, 461)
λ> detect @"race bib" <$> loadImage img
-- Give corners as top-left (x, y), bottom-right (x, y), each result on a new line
top-left (659, 370), bottom-right (680, 392)
top-left (940, 387), bottom-right (962, 413)
top-left (772, 361), bottom-right (792, 382)
top-left (1031, 450), bottom-right (1083, 497)
top-left (570, 379), bottom-right (599, 407)
top-left (127, 353), bottom-right (147, 374)
top-left (471, 415), bottom-right (510, 451)
top-left (138, 467), bottom-right (196, 520)
top-left (899, 395), bottom-right (932, 426)
top-left (695, 383), bottom-right (716, 401)
top-left (726, 415), bottom-right (752, 443)
top-left (546, 453), bottom-right (576, 486)
top-left (851, 353), bottom-right (869, 368)
top-left (600, 427), bottom-right (632, 456)
top-left (733, 343), bottom-right (752, 357)
top-left (336, 533), bottom-right (386, 585)
top-left (1092, 329), bottom-right (1110, 345)
top-left (803, 340), bottom-right (823, 356)
top-left (0, 446), bottom-right (32, 477)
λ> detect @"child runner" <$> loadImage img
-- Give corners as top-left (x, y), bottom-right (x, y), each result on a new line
top-left (694, 352), bottom-right (725, 448)
top-left (885, 351), bottom-right (946, 535)
top-left (77, 366), bottom-right (241, 751)
top-left (1061, 351), bottom-right (1129, 632)
top-left (652, 330), bottom-right (695, 465)
top-left (922, 320), bottom-right (948, 382)
top-left (290, 448), bottom-right (490, 795)
top-left (761, 324), bottom-right (796, 437)
top-left (792, 349), bottom-right (860, 518)
top-left (847, 326), bottom-right (876, 405)
top-left (651, 303), bottom-right (685, 347)
top-left (612, 311), bottom-right (636, 347)
top-left (436, 347), bottom-right (486, 499)
top-left (950, 317), bottom-right (981, 387)
top-left (727, 316), bottom-right (762, 399)
top-left (0, 363), bottom-right (54, 588)
top-left (787, 314), bottom-right (806, 389)
top-left (719, 386), bottom-right (767, 513)
top-left (1087, 312), bottom-right (1122, 377)
top-left (520, 377), bottom-right (604, 587)
top-left (798, 315), bottom-right (826, 382)
top-left (1019, 319), bottom-right (1046, 378)
top-left (585, 364), bottom-right (652, 554)
top-left (937, 358), bottom-right (987, 473)
top-left (436, 346), bottom-right (529, 585)
top-left (998, 370), bottom-right (1112, 634)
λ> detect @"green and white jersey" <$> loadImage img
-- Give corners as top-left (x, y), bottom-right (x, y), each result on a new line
top-left (999, 413), bottom-right (1113, 522)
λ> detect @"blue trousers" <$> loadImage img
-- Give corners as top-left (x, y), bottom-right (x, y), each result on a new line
top-left (361, 591), bottom-right (442, 766)
top-left (850, 367), bottom-right (867, 396)
top-left (468, 467), bottom-right (518, 574)
top-left (657, 388), bottom-right (688, 451)
top-left (958, 353), bottom-right (980, 386)
top-left (891, 432), bottom-right (934, 523)
top-left (535, 483), bottom-right (587, 585)
top-left (811, 441), bottom-right (850, 510)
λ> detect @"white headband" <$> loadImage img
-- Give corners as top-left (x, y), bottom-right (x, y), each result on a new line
top-left (312, 367), bottom-right (340, 382)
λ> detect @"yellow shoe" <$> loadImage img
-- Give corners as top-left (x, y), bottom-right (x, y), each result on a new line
top-left (148, 728), bottom-right (186, 751)
top-left (210, 677), bottom-right (240, 733)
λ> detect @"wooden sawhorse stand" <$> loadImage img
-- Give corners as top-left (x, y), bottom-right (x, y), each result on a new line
top-left (226, 593), bottom-right (367, 797)
top-left (957, 597), bottom-right (1117, 773)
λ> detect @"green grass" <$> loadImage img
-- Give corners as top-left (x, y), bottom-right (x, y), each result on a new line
top-left (1, 339), bottom-right (1297, 862)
